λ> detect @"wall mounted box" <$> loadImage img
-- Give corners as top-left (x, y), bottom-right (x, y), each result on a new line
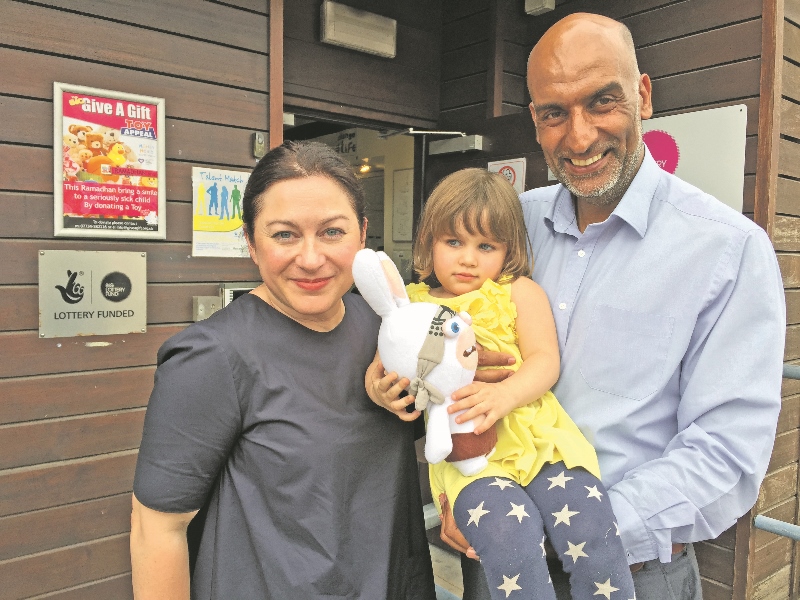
top-left (525, 0), bottom-right (555, 15)
top-left (428, 135), bottom-right (483, 155)
top-left (320, 1), bottom-right (397, 58)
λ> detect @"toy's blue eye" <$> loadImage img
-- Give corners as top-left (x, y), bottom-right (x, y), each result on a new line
top-left (443, 318), bottom-right (460, 338)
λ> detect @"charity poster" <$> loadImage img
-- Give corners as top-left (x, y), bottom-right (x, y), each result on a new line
top-left (53, 83), bottom-right (166, 239)
top-left (191, 167), bottom-right (250, 257)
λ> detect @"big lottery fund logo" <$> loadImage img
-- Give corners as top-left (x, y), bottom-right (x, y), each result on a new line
top-left (55, 270), bottom-right (85, 304)
top-left (101, 272), bottom-right (132, 302)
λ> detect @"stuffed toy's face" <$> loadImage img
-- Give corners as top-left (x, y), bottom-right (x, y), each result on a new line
top-left (445, 315), bottom-right (478, 371)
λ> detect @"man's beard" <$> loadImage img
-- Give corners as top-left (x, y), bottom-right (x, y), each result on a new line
top-left (547, 119), bottom-right (644, 208)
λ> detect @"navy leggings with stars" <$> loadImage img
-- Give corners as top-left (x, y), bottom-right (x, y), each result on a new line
top-left (452, 462), bottom-right (635, 600)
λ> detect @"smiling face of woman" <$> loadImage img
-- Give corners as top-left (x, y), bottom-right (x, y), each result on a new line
top-left (246, 175), bottom-right (366, 331)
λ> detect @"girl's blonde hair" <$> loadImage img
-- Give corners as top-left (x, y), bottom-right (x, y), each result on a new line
top-left (413, 168), bottom-right (532, 284)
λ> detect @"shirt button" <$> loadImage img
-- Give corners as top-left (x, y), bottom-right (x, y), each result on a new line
top-left (558, 302), bottom-right (567, 310)
top-left (578, 250), bottom-right (586, 257)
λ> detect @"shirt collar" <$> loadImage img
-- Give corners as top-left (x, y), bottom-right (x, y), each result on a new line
top-left (545, 145), bottom-right (662, 239)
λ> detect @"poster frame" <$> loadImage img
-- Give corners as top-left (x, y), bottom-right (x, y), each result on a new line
top-left (53, 82), bottom-right (167, 239)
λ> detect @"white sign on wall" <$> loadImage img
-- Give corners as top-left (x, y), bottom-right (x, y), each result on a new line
top-left (488, 158), bottom-right (527, 194)
top-left (641, 104), bottom-right (747, 212)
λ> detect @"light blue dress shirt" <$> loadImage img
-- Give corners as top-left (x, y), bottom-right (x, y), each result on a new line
top-left (520, 148), bottom-right (786, 564)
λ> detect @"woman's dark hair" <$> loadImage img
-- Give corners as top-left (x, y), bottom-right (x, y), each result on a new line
top-left (242, 140), bottom-right (367, 242)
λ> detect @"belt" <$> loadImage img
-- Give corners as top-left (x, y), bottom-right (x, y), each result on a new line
top-left (629, 543), bottom-right (686, 573)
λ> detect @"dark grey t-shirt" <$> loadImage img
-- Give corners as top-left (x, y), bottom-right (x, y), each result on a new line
top-left (134, 293), bottom-right (435, 600)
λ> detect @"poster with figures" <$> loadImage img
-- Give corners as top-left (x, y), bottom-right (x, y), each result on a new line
top-left (53, 83), bottom-right (166, 238)
top-left (191, 167), bottom-right (250, 257)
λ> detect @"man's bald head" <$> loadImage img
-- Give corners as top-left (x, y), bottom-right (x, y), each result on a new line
top-left (524, 13), bottom-right (653, 213)
top-left (528, 13), bottom-right (640, 98)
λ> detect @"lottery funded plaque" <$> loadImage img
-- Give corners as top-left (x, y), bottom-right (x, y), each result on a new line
top-left (39, 250), bottom-right (147, 338)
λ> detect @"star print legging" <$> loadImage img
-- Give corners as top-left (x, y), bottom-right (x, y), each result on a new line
top-left (453, 462), bottom-right (635, 600)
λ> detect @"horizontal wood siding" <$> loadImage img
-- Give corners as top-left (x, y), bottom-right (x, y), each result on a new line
top-left (433, 1), bottom-right (772, 597)
top-left (0, 0), bottom-right (267, 596)
top-left (284, 0), bottom-right (441, 127)
top-left (775, 2), bottom-right (800, 596)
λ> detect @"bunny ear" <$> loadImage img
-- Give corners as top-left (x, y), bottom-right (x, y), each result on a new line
top-left (376, 251), bottom-right (410, 307)
top-left (352, 249), bottom-right (404, 317)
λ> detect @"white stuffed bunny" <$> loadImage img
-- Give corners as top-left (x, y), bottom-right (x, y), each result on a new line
top-left (353, 249), bottom-right (494, 477)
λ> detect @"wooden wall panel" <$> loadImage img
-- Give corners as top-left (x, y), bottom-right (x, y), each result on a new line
top-left (637, 19), bottom-right (762, 81)
top-left (0, 3), bottom-right (267, 91)
top-left (0, 493), bottom-right (131, 561)
top-left (0, 451), bottom-right (137, 518)
top-left (284, 0), bottom-right (441, 127)
top-left (754, 498), bottom-right (798, 549)
top-left (696, 541), bottom-right (735, 586)
top-left (0, 533), bottom-right (131, 600)
top-left (0, 1), bottom-right (269, 595)
top-left (777, 13), bottom-right (800, 599)
top-left (0, 327), bottom-right (181, 379)
top-left (0, 47), bottom-right (267, 130)
top-left (0, 368), bottom-right (154, 424)
top-left (753, 565), bottom-right (792, 599)
top-left (0, 409), bottom-right (145, 470)
top-left (34, 574), bottom-right (134, 600)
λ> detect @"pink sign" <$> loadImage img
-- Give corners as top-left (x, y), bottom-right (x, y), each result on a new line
top-left (643, 130), bottom-right (680, 174)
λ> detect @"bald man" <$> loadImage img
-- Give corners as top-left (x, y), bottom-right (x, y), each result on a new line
top-left (447, 13), bottom-right (786, 600)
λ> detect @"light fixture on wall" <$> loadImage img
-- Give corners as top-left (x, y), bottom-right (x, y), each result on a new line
top-left (359, 163), bottom-right (371, 173)
top-left (321, 1), bottom-right (397, 58)
top-left (524, 0), bottom-right (555, 15)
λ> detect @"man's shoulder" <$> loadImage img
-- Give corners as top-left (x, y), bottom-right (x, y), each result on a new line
top-left (519, 184), bottom-right (562, 207)
top-left (656, 172), bottom-right (761, 238)
top-left (519, 184), bottom-right (562, 225)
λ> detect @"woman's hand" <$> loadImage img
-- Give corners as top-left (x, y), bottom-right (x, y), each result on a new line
top-left (439, 494), bottom-right (479, 560)
top-left (365, 352), bottom-right (420, 422)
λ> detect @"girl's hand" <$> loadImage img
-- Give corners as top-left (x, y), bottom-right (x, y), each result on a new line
top-left (448, 380), bottom-right (517, 434)
top-left (365, 353), bottom-right (420, 422)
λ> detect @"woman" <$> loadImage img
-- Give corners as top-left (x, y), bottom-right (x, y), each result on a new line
top-left (130, 141), bottom-right (436, 599)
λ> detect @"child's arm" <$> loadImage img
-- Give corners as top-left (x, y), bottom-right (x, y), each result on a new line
top-left (365, 351), bottom-right (422, 422)
top-left (449, 277), bottom-right (560, 434)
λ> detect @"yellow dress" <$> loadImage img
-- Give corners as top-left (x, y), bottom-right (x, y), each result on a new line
top-left (407, 279), bottom-right (601, 512)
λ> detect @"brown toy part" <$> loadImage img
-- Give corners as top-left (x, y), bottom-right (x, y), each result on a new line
top-left (446, 425), bottom-right (498, 462)
top-left (85, 132), bottom-right (104, 156)
top-left (68, 124), bottom-right (92, 142)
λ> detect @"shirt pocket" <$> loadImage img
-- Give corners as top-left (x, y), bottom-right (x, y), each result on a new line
top-left (580, 305), bottom-right (674, 401)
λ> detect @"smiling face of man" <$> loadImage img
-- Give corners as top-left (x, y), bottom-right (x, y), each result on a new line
top-left (527, 14), bottom-right (653, 210)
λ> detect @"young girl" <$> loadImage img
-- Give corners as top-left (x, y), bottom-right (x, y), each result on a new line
top-left (371, 169), bottom-right (634, 600)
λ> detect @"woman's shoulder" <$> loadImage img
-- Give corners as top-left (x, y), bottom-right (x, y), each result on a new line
top-left (157, 294), bottom-right (260, 364)
top-left (344, 291), bottom-right (381, 331)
